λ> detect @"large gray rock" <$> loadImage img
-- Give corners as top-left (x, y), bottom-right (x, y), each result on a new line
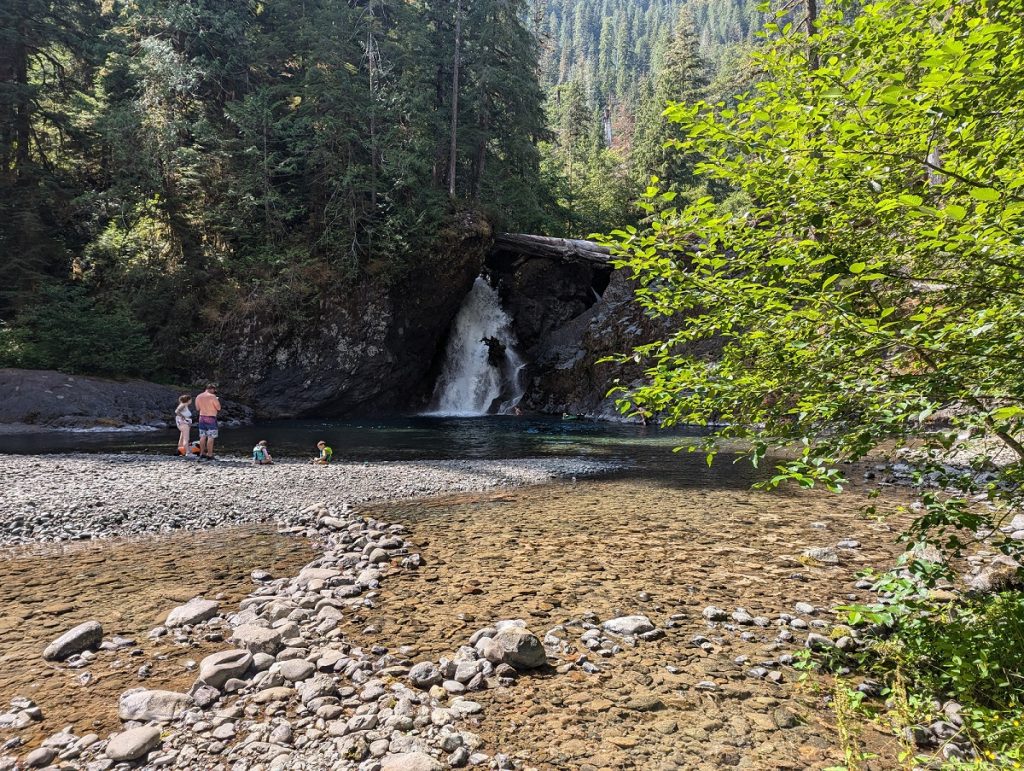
top-left (408, 662), bottom-right (443, 689)
top-left (1001, 513), bottom-right (1024, 533)
top-left (165, 598), bottom-right (219, 628)
top-left (602, 615), bottom-right (655, 636)
top-left (298, 675), bottom-right (338, 704)
top-left (198, 649), bottom-right (253, 689)
top-left (513, 270), bottom-right (683, 419)
top-left (105, 725), bottom-right (162, 762)
top-left (117, 689), bottom-right (190, 722)
top-left (278, 659), bottom-right (315, 683)
top-left (23, 747), bottom-right (56, 768)
top-left (381, 752), bottom-right (444, 771)
top-left (478, 628), bottom-right (546, 670)
top-left (230, 625), bottom-right (283, 656)
top-left (42, 621), bottom-right (103, 661)
top-left (296, 568), bottom-right (341, 586)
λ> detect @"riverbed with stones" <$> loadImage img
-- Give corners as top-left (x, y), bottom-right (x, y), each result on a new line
top-left (0, 443), bottom-right (957, 770)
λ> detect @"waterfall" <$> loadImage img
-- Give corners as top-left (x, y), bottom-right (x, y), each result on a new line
top-left (427, 276), bottom-right (526, 416)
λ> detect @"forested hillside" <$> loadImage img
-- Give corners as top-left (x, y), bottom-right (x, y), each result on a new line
top-left (535, 0), bottom-right (762, 103)
top-left (0, 0), bottom-right (550, 378)
top-left (535, 0), bottom-right (762, 235)
top-left (1, 0), bottom-right (759, 384)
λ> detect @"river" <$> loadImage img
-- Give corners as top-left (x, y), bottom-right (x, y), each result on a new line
top-left (0, 417), bottom-right (905, 768)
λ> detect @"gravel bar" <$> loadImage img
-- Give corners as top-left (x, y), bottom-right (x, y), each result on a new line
top-left (1, 454), bottom-right (618, 546)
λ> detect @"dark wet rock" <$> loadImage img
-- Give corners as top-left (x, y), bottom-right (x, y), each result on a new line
top-left (0, 368), bottom-right (251, 430)
top-left (213, 214), bottom-right (489, 417)
top-left (513, 270), bottom-right (685, 419)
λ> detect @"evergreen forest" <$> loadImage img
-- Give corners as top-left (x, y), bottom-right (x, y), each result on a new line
top-left (1, 0), bottom-right (756, 378)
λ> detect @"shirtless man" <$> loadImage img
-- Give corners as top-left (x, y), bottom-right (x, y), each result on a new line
top-left (194, 384), bottom-right (222, 461)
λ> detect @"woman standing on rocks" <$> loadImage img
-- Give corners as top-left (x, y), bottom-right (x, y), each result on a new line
top-left (174, 395), bottom-right (193, 457)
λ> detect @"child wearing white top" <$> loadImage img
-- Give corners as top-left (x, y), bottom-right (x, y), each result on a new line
top-left (174, 395), bottom-right (193, 457)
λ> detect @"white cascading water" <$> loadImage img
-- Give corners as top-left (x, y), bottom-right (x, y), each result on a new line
top-left (427, 276), bottom-right (526, 416)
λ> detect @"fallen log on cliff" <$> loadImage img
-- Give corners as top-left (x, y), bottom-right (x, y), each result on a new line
top-left (492, 233), bottom-right (612, 266)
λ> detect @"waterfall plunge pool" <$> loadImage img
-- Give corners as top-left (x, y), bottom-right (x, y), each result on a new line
top-left (0, 414), bottom-right (711, 461)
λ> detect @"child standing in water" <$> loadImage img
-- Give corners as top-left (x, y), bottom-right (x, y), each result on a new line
top-left (174, 395), bottom-right (193, 457)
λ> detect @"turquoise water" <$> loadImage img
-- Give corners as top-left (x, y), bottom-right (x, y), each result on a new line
top-left (0, 415), bottom-right (710, 462)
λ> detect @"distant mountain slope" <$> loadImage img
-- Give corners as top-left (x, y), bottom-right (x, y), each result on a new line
top-left (533, 0), bottom-right (764, 102)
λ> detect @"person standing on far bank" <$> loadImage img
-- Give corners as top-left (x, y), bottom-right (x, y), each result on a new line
top-left (194, 384), bottom-right (222, 461)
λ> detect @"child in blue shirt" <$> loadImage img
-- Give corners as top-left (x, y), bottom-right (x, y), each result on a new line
top-left (252, 440), bottom-right (274, 465)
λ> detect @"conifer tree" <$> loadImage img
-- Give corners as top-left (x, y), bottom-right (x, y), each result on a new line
top-left (631, 9), bottom-right (707, 188)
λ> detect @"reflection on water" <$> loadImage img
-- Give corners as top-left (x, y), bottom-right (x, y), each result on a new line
top-left (0, 415), bottom-right (710, 462)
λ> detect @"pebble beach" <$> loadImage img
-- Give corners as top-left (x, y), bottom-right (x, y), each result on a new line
top-left (0, 455), bottom-right (616, 547)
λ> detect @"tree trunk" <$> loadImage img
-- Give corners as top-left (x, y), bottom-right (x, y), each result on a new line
top-left (14, 14), bottom-right (31, 177)
top-left (447, 0), bottom-right (461, 199)
top-left (492, 233), bottom-right (612, 265)
top-left (806, 0), bottom-right (819, 69)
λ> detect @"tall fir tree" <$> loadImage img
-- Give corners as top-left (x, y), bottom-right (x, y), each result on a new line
top-left (0, 0), bottom-right (104, 314)
top-left (631, 9), bottom-right (707, 188)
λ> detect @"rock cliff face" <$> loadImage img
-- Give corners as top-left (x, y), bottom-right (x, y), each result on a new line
top-left (503, 268), bottom-right (676, 419)
top-left (0, 369), bottom-right (251, 429)
top-left (2, 222), bottom-right (680, 425)
top-left (212, 215), bottom-right (491, 417)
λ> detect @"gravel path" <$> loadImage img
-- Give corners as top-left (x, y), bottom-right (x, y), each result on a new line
top-left (0, 454), bottom-right (618, 546)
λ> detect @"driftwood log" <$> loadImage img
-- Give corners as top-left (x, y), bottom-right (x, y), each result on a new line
top-left (492, 233), bottom-right (612, 266)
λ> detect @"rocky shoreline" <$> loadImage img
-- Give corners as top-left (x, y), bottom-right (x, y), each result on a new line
top-left (1, 485), bottom-right (909, 771)
top-left (3, 502), bottom-right (537, 770)
top-left (0, 455), bottom-right (617, 547)
top-left (1, 455), bottom-right (622, 770)
top-left (7, 449), bottom-right (1001, 769)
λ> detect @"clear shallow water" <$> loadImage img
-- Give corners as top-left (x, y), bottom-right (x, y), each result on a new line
top-left (0, 415), bottom-right (709, 462)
